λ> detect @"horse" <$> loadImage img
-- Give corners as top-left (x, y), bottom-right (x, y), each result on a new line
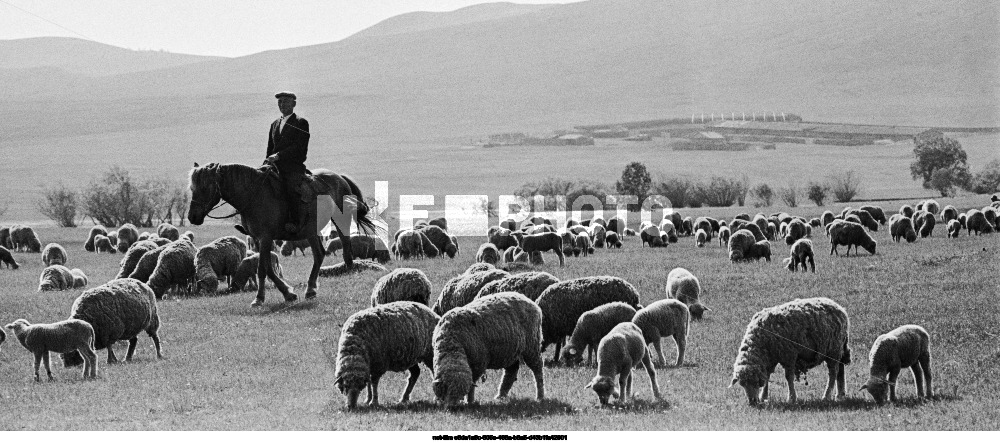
top-left (187, 162), bottom-right (379, 307)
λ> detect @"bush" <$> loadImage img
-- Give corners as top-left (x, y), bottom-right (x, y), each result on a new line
top-left (515, 177), bottom-right (615, 212)
top-left (970, 159), bottom-right (1000, 194)
top-left (751, 183), bottom-right (774, 208)
top-left (806, 181), bottom-right (830, 206)
top-left (930, 166), bottom-right (971, 197)
top-left (829, 170), bottom-right (862, 202)
top-left (81, 166), bottom-right (189, 227)
top-left (37, 182), bottom-right (78, 227)
top-left (779, 183), bottom-right (800, 208)
top-left (653, 176), bottom-right (695, 208)
top-left (694, 176), bottom-right (746, 207)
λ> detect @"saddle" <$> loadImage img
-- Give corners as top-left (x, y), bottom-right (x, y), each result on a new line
top-left (296, 170), bottom-right (334, 203)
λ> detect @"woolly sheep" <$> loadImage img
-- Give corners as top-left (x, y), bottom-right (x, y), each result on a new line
top-left (5, 319), bottom-right (97, 381)
top-left (958, 212), bottom-right (967, 229)
top-left (465, 262), bottom-right (495, 274)
top-left (42, 243), bottom-right (66, 266)
top-left (605, 230), bottom-right (622, 248)
top-left (561, 302), bottom-right (637, 366)
top-left (84, 225), bottom-right (108, 252)
top-left (575, 231), bottom-right (593, 256)
top-left (821, 211), bottom-right (836, 227)
top-left (38, 265), bottom-right (74, 292)
top-left (590, 217), bottom-right (606, 228)
top-left (784, 239), bottom-right (816, 273)
top-left (371, 268), bottom-right (432, 307)
top-left (922, 200), bottom-right (940, 217)
top-left (624, 228), bottom-right (637, 237)
top-left (487, 227), bottom-right (520, 251)
top-left (983, 206), bottom-right (999, 229)
top-left (718, 225), bottom-right (731, 247)
top-left (334, 302), bottom-right (440, 408)
top-left (947, 219), bottom-right (961, 238)
top-left (860, 205), bottom-right (888, 225)
top-left (475, 271), bottom-right (559, 302)
top-left (665, 267), bottom-right (705, 319)
top-left (632, 299), bottom-right (689, 367)
top-left (695, 217), bottom-right (714, 241)
top-left (1, 245), bottom-right (19, 269)
top-left (94, 234), bottom-right (116, 254)
top-left (348, 234), bottom-right (392, 264)
top-left (829, 220), bottom-right (877, 256)
top-left (502, 246), bottom-right (522, 264)
top-left (913, 211), bottom-right (935, 238)
top-left (475, 242), bottom-right (501, 265)
top-left (519, 232), bottom-right (565, 266)
top-left (150, 237), bottom-right (171, 247)
top-left (846, 209), bottom-right (879, 232)
top-left (116, 223), bottom-right (139, 252)
top-left (730, 297), bottom-right (851, 405)
top-left (432, 292), bottom-right (545, 405)
top-left (418, 225), bottom-right (458, 258)
top-left (728, 229), bottom-right (771, 262)
top-left (194, 236), bottom-right (248, 293)
top-left (432, 269), bottom-right (510, 315)
top-left (900, 205), bottom-right (914, 218)
top-left (429, 217), bottom-right (448, 232)
top-left (0, 226), bottom-right (11, 249)
top-left (127, 243), bottom-right (168, 282)
top-left (280, 238), bottom-right (311, 256)
top-left (729, 219), bottom-right (766, 241)
top-left (940, 205), bottom-right (959, 223)
top-left (156, 223), bottom-right (180, 241)
top-left (640, 224), bottom-right (665, 247)
top-left (589, 223), bottom-right (607, 248)
top-left (535, 276), bottom-right (642, 361)
top-left (890, 215), bottom-right (918, 243)
top-left (695, 229), bottom-right (707, 247)
top-left (394, 229), bottom-right (425, 259)
top-left (585, 322), bottom-right (661, 405)
top-left (965, 209), bottom-right (994, 235)
top-left (752, 215), bottom-right (768, 239)
top-left (115, 240), bottom-right (158, 279)
top-left (229, 252), bottom-right (283, 292)
top-left (860, 325), bottom-right (932, 405)
top-left (63, 278), bottom-right (163, 366)
top-left (10, 225), bottom-right (42, 252)
top-left (606, 216), bottom-right (624, 235)
top-left (147, 239), bottom-right (198, 299)
top-left (69, 268), bottom-right (88, 288)
top-left (681, 217), bottom-right (694, 236)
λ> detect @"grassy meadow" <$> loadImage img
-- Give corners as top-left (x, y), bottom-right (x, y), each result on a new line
top-left (2, 197), bottom-right (999, 430)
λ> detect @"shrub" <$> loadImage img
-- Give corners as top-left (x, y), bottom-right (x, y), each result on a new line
top-left (930, 166), bottom-right (971, 197)
top-left (653, 176), bottom-right (695, 208)
top-left (694, 176), bottom-right (745, 207)
top-left (806, 181), bottom-right (830, 206)
top-left (37, 182), bottom-right (78, 227)
top-left (779, 182), bottom-right (800, 208)
top-left (970, 159), bottom-right (1000, 194)
top-left (829, 170), bottom-right (862, 202)
top-left (81, 166), bottom-right (189, 227)
top-left (751, 183), bottom-right (774, 208)
top-left (515, 177), bottom-right (615, 212)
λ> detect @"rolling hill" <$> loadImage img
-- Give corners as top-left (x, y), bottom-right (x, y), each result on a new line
top-left (0, 36), bottom-right (223, 76)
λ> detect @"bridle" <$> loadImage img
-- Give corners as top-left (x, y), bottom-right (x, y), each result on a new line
top-left (191, 163), bottom-right (276, 220)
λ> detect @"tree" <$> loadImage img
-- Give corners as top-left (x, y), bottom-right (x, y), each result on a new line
top-left (653, 176), bottom-right (694, 208)
top-left (806, 181), bottom-right (830, 206)
top-left (81, 166), bottom-right (182, 227)
top-left (970, 159), bottom-right (1000, 194)
top-left (910, 135), bottom-right (970, 194)
top-left (615, 162), bottom-right (652, 204)
top-left (37, 182), bottom-right (78, 227)
top-left (779, 182), bottom-right (800, 208)
top-left (829, 170), bottom-right (862, 202)
top-left (750, 183), bottom-right (774, 207)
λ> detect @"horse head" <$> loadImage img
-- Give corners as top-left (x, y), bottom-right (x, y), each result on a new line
top-left (188, 162), bottom-right (222, 225)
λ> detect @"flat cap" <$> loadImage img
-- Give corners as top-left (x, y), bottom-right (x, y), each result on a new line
top-left (274, 91), bottom-right (297, 99)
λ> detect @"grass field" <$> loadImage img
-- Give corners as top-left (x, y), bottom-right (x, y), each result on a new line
top-left (2, 198), bottom-right (999, 431)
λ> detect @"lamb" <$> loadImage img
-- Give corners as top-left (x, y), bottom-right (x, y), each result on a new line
top-left (194, 236), bottom-right (248, 294)
top-left (5, 319), bottom-right (97, 381)
top-left (718, 225), bottom-right (731, 247)
top-left (589, 223), bottom-right (607, 248)
top-left (280, 238), bottom-right (311, 256)
top-left (94, 234), bottom-right (116, 253)
top-left (418, 225), bottom-right (458, 258)
top-left (860, 205), bottom-right (888, 225)
top-left (487, 227), bottom-right (520, 251)
top-left (62, 278), bottom-right (163, 366)
top-left (585, 322), bottom-right (661, 405)
top-left (561, 302), bottom-right (637, 367)
top-left (115, 240), bottom-right (158, 278)
top-left (605, 230), bottom-right (622, 248)
top-left (431, 269), bottom-right (509, 315)
top-left (965, 209), bottom-right (995, 235)
top-left (519, 231), bottom-right (565, 266)
top-left (475, 242), bottom-right (501, 265)
top-left (946, 219), bottom-right (961, 238)
top-left (9, 225), bottom-right (42, 252)
top-left (958, 212), bottom-right (968, 229)
top-left (730, 297), bottom-right (851, 405)
top-left (728, 229), bottom-right (771, 262)
top-left (84, 225), bottom-right (108, 252)
top-left (432, 292), bottom-right (545, 405)
top-left (695, 228), bottom-right (707, 247)
top-left (535, 276), bottom-right (642, 361)
top-left (371, 268), bottom-right (432, 307)
top-left (334, 301), bottom-right (440, 408)
top-left (1, 245), bottom-right (19, 269)
top-left (632, 299), bottom-right (689, 367)
top-left (890, 215), bottom-right (918, 243)
top-left (784, 239), bottom-right (816, 272)
top-left (38, 265), bottom-right (74, 291)
top-left (146, 239), bottom-right (198, 299)
top-left (156, 223), bottom-right (180, 241)
top-left (228, 252), bottom-right (283, 292)
top-left (575, 230), bottom-right (593, 256)
top-left (116, 223), bottom-right (140, 253)
top-left (475, 271), bottom-right (559, 302)
top-left (860, 325), bottom-right (932, 405)
top-left (829, 220), bottom-right (877, 256)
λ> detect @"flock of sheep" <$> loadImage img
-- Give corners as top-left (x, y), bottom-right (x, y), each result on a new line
top-left (1, 193), bottom-right (997, 412)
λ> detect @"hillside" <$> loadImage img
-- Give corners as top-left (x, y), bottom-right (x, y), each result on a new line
top-left (346, 2), bottom-right (555, 40)
top-left (0, 37), bottom-right (223, 77)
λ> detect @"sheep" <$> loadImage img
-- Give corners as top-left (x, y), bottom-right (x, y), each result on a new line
top-left (280, 238), bottom-right (311, 256)
top-left (535, 276), bottom-right (642, 362)
top-left (681, 217), bottom-right (694, 236)
top-left (821, 211), bottom-right (836, 227)
top-left (958, 212), bottom-right (968, 229)
top-left (519, 231), bottom-right (565, 266)
top-left (694, 228), bottom-right (708, 247)
top-left (146, 239), bottom-right (198, 299)
top-left (84, 225), bottom-right (108, 252)
top-left (890, 215), bottom-right (918, 243)
top-left (921, 199), bottom-right (940, 217)
top-left (194, 236), bottom-right (248, 294)
top-left (640, 224), bottom-right (665, 247)
top-left (728, 229), bottom-right (771, 262)
top-left (860, 325), bottom-right (932, 405)
top-left (913, 211), bottom-right (935, 238)
top-left (900, 205), bottom-right (914, 218)
top-left (371, 268), bottom-right (432, 307)
top-left (449, 234), bottom-right (460, 256)
top-left (156, 223), bottom-right (180, 241)
top-left (729, 219), bottom-right (766, 241)
top-left (487, 227), bottom-right (519, 251)
top-left (62, 278), bottom-right (163, 366)
top-left (464, 262), bottom-right (495, 274)
top-left (114, 240), bottom-right (158, 279)
top-left (428, 217), bottom-right (448, 232)
top-left (940, 205), bottom-right (959, 223)
top-left (946, 219), bottom-right (961, 238)
top-left (605, 230), bottom-right (622, 248)
top-left (418, 225), bottom-right (458, 258)
top-left (983, 206), bottom-right (999, 229)
top-left (784, 239), bottom-right (816, 273)
top-left (730, 297), bottom-right (851, 405)
top-left (393, 229), bottom-right (425, 260)
top-left (67, 268), bottom-right (88, 288)
top-left (501, 246), bottom-right (523, 264)
top-left (859, 205), bottom-right (888, 225)
top-left (229, 252), bottom-right (283, 292)
top-left (665, 267), bottom-right (705, 319)
top-left (589, 223), bottom-right (607, 248)
top-left (717, 225), bottom-right (731, 247)
top-left (38, 265), bottom-right (74, 291)
top-left (585, 322), bottom-right (661, 405)
top-left (1, 245), bottom-right (19, 269)
top-left (0, 226), bottom-right (11, 249)
top-left (632, 299), bottom-right (689, 367)
top-left (10, 225), bottom-right (42, 252)
top-left (575, 230), bottom-right (593, 256)
top-left (432, 292), bottom-right (545, 406)
top-left (334, 301), bottom-right (440, 408)
top-left (475, 242), bottom-right (501, 265)
top-left (39, 243), bottom-right (68, 267)
top-left (116, 223), bottom-right (139, 253)
top-left (695, 217), bottom-right (714, 241)
top-left (846, 209), bottom-right (879, 232)
top-left (137, 232), bottom-right (153, 242)
top-left (829, 220), bottom-right (877, 256)
top-left (475, 271), bottom-right (559, 302)
top-left (560, 300), bottom-right (639, 368)
top-left (606, 216), bottom-right (624, 235)
top-left (965, 209), bottom-right (995, 235)
top-left (752, 215), bottom-right (769, 238)
top-left (347, 234), bottom-right (392, 264)
top-left (92, 234), bottom-right (115, 254)
top-left (734, 213), bottom-right (751, 222)
top-left (127, 243), bottom-right (169, 283)
top-left (624, 228), bottom-right (637, 237)
top-left (5, 319), bottom-right (97, 381)
top-left (432, 269), bottom-right (510, 315)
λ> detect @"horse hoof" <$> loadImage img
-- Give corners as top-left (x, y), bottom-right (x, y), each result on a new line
top-left (250, 299), bottom-right (264, 307)
top-left (305, 290), bottom-right (317, 299)
top-left (284, 292), bottom-right (298, 302)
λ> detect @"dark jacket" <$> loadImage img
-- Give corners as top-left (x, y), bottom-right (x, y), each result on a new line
top-left (266, 113), bottom-right (310, 173)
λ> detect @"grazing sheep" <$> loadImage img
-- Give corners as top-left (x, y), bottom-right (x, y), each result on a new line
top-left (348, 234), bottom-right (392, 264)
top-left (419, 225), bottom-right (458, 258)
top-left (730, 297), bottom-right (851, 405)
top-left (624, 228), bottom-right (637, 237)
top-left (432, 292), bottom-right (545, 405)
top-left (5, 319), bottom-right (97, 381)
top-left (116, 223), bottom-right (139, 252)
top-left (502, 246), bottom-right (523, 264)
top-left (784, 239), bottom-right (816, 272)
top-left (861, 325), bottom-right (932, 405)
top-left (860, 205), bottom-right (888, 225)
top-left (433, 269), bottom-right (510, 316)
top-left (280, 238), bottom-right (311, 256)
top-left (821, 211), bottom-right (836, 227)
top-left (752, 215), bottom-right (769, 239)
top-left (535, 276), bottom-right (642, 361)
top-left (940, 205), bottom-right (959, 223)
top-left (983, 206), bottom-right (999, 229)
top-left (0, 226), bottom-right (11, 249)
top-left (556, 229), bottom-right (577, 256)
top-left (371, 268), bottom-right (432, 307)
top-left (156, 223), bottom-right (180, 241)
top-left (228, 252), bottom-right (283, 292)
top-left (589, 223), bottom-right (607, 248)
top-left (69, 268), bottom-right (88, 288)
top-left (728, 229), bottom-right (771, 262)
top-left (475, 271), bottom-right (559, 302)
top-left (605, 231), bottom-right (622, 248)
top-left (575, 231), bottom-right (593, 256)
top-left (958, 212), bottom-right (967, 229)
top-left (890, 215), bottom-right (918, 243)
top-left (334, 302), bottom-right (440, 408)
top-left (922, 199), bottom-right (940, 217)
top-left (115, 240), bottom-right (159, 279)
top-left (93, 234), bottom-right (115, 254)
top-left (681, 217), bottom-right (694, 236)
top-left (127, 243), bottom-right (168, 282)
top-left (487, 227), bottom-right (520, 251)
top-left (1, 245), bottom-right (20, 269)
top-left (84, 225), bottom-right (108, 252)
top-left (665, 267), bottom-right (704, 319)
top-left (718, 225), bottom-right (731, 247)
top-left (913, 211), bottom-right (935, 238)
top-left (729, 219), bottom-right (766, 242)
top-left (846, 209), bottom-right (879, 232)
top-left (947, 219), bottom-right (961, 238)
top-left (465, 262), bottom-right (495, 274)
top-left (394, 229), bottom-right (425, 260)
top-left (585, 322), bottom-right (661, 405)
top-left (104, 231), bottom-right (117, 246)
top-left (900, 205), bottom-right (914, 218)
top-left (695, 217), bottom-right (714, 241)
top-left (695, 229), bottom-right (707, 247)
top-left (829, 221), bottom-right (877, 256)
top-left (632, 299), bottom-right (689, 367)
top-left (63, 278), bottom-right (163, 366)
top-left (519, 232), bottom-right (565, 266)
top-left (561, 302), bottom-right (637, 367)
top-left (194, 236), bottom-right (248, 294)
top-left (475, 243), bottom-right (501, 265)
top-left (38, 265), bottom-right (74, 291)
top-left (429, 217), bottom-right (449, 232)
top-left (500, 219), bottom-right (517, 230)
top-left (640, 224), bottom-right (665, 247)
top-left (146, 239), bottom-right (198, 299)
top-left (845, 214), bottom-right (862, 226)
top-left (10, 225), bottom-right (42, 252)
top-left (965, 209), bottom-right (995, 235)
top-left (607, 216), bottom-right (624, 235)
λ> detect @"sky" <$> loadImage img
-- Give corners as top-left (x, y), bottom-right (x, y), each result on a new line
top-left (0, 0), bottom-right (584, 57)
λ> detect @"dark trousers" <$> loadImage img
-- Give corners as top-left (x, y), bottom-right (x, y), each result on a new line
top-left (281, 169), bottom-right (306, 227)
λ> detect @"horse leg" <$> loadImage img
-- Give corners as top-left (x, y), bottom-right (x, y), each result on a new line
top-left (305, 235), bottom-right (324, 299)
top-left (337, 226), bottom-right (355, 269)
top-left (255, 237), bottom-right (297, 306)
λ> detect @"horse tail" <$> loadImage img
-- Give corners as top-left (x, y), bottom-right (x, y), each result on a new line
top-left (342, 174), bottom-right (381, 237)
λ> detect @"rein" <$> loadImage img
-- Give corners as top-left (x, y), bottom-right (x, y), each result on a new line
top-left (195, 164), bottom-right (274, 220)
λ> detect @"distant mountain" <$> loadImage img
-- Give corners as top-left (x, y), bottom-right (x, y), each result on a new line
top-left (346, 2), bottom-right (556, 40)
top-left (0, 37), bottom-right (223, 76)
